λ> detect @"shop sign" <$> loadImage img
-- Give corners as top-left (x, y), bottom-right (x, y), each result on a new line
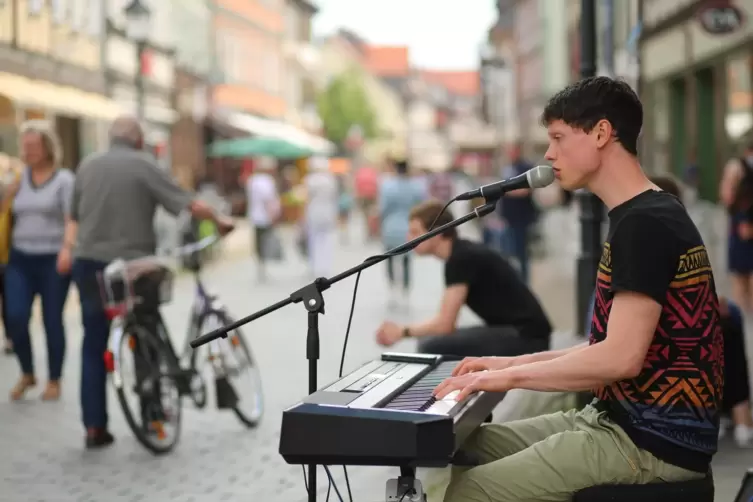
top-left (698, 1), bottom-right (745, 35)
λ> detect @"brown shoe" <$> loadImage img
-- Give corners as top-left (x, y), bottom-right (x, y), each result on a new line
top-left (41, 381), bottom-right (61, 401)
top-left (9, 375), bottom-right (36, 401)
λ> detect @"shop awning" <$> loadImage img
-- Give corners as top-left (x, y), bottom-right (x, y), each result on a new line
top-left (0, 72), bottom-right (123, 121)
top-left (222, 111), bottom-right (335, 155)
top-left (208, 137), bottom-right (313, 159)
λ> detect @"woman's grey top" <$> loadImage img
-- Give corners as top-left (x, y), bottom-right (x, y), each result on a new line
top-left (12, 168), bottom-right (74, 255)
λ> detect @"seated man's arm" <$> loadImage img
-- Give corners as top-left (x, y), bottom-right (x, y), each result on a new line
top-left (406, 284), bottom-right (468, 337)
top-left (509, 342), bottom-right (590, 367)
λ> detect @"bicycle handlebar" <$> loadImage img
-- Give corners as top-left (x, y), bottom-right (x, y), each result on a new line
top-left (103, 233), bottom-right (224, 278)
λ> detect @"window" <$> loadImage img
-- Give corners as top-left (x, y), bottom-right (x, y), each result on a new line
top-left (70, 0), bottom-right (87, 32)
top-left (51, 0), bottom-right (67, 23)
top-left (87, 0), bottom-right (101, 35)
top-left (28, 0), bottom-right (43, 14)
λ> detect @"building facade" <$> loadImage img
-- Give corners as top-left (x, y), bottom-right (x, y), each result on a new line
top-left (0, 0), bottom-right (121, 167)
top-left (105, 0), bottom-right (177, 167)
top-left (282, 0), bottom-right (318, 132)
top-left (514, 0), bottom-right (547, 155)
top-left (315, 33), bottom-right (408, 163)
top-left (640, 0), bottom-right (753, 201)
top-left (212, 0), bottom-right (286, 125)
top-left (171, 0), bottom-right (213, 189)
top-left (483, 0), bottom-right (518, 147)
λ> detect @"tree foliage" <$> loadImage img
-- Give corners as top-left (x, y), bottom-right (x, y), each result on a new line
top-left (316, 68), bottom-right (378, 149)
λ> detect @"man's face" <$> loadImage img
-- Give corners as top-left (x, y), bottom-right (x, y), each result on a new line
top-left (544, 120), bottom-right (600, 191)
top-left (408, 218), bottom-right (437, 255)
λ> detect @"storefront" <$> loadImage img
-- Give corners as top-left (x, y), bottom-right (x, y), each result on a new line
top-left (104, 31), bottom-right (177, 170)
top-left (0, 31), bottom-right (121, 167)
top-left (172, 69), bottom-right (210, 189)
top-left (641, 0), bottom-right (753, 201)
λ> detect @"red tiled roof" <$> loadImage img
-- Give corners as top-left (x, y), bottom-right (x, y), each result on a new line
top-left (363, 46), bottom-right (410, 77)
top-left (421, 71), bottom-right (480, 96)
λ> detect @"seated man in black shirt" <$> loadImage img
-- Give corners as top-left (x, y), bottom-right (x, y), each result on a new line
top-left (375, 199), bottom-right (552, 358)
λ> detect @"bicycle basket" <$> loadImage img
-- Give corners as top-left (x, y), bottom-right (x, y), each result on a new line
top-left (98, 261), bottom-right (175, 318)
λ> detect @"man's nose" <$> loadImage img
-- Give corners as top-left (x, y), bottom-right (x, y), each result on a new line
top-left (544, 147), bottom-right (555, 162)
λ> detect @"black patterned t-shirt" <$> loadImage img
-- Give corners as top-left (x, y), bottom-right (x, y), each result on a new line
top-left (590, 189), bottom-right (723, 473)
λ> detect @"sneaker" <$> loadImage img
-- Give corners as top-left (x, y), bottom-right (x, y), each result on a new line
top-left (85, 429), bottom-right (115, 449)
top-left (733, 424), bottom-right (753, 448)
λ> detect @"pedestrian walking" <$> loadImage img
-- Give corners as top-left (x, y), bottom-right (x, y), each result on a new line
top-left (245, 157), bottom-right (281, 281)
top-left (5, 120), bottom-right (73, 402)
top-left (378, 159), bottom-right (425, 306)
top-left (303, 156), bottom-right (338, 277)
top-left (69, 116), bottom-right (233, 448)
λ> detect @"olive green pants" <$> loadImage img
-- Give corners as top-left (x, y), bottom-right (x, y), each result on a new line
top-left (444, 404), bottom-right (704, 502)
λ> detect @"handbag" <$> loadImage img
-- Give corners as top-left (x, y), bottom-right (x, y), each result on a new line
top-left (0, 172), bottom-right (21, 265)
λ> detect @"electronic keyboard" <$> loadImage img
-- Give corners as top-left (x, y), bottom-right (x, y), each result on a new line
top-left (278, 353), bottom-right (505, 467)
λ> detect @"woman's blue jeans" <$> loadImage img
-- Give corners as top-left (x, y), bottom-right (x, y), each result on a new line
top-left (5, 247), bottom-right (71, 380)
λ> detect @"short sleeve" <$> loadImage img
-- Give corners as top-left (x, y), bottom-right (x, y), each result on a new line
top-left (141, 159), bottom-right (192, 216)
top-left (444, 251), bottom-right (477, 287)
top-left (609, 214), bottom-right (679, 305)
top-left (59, 170), bottom-right (75, 217)
top-left (70, 169), bottom-right (82, 222)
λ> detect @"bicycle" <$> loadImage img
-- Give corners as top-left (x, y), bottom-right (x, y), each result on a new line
top-left (101, 233), bottom-right (264, 454)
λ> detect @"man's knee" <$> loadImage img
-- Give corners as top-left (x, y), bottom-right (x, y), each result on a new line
top-left (417, 336), bottom-right (444, 354)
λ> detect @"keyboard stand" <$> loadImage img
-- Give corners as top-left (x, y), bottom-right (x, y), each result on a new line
top-left (385, 466), bottom-right (426, 502)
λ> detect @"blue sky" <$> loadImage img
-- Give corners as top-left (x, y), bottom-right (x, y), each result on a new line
top-left (311, 0), bottom-right (496, 70)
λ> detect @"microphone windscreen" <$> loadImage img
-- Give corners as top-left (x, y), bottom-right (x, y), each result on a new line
top-left (528, 165), bottom-right (556, 189)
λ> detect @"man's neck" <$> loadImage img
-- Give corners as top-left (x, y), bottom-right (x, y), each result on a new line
top-left (588, 152), bottom-right (654, 211)
top-left (434, 238), bottom-right (454, 261)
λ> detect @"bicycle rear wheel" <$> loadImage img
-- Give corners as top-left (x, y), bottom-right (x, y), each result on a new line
top-left (114, 323), bottom-right (183, 454)
top-left (191, 310), bottom-right (264, 427)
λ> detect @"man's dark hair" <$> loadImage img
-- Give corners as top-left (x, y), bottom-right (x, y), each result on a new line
top-left (541, 76), bottom-right (642, 156)
top-left (409, 200), bottom-right (457, 239)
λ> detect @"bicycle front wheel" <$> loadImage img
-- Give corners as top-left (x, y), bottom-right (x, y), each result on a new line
top-left (191, 311), bottom-right (264, 427)
top-left (114, 323), bottom-right (183, 454)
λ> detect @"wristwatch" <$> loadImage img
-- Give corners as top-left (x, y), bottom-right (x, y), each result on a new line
top-left (402, 326), bottom-right (411, 338)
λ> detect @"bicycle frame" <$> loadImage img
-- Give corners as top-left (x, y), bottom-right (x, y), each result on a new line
top-left (104, 234), bottom-right (221, 388)
top-left (181, 271), bottom-right (232, 375)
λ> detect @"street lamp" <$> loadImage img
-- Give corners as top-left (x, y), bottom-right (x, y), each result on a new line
top-left (123, 0), bottom-right (151, 121)
top-left (480, 42), bottom-right (505, 174)
top-left (575, 0), bottom-right (604, 337)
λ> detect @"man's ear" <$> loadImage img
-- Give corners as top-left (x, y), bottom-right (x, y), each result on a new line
top-left (594, 119), bottom-right (614, 149)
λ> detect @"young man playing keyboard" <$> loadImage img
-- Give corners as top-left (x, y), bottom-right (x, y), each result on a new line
top-left (433, 77), bottom-right (723, 501)
top-left (375, 199), bottom-right (552, 359)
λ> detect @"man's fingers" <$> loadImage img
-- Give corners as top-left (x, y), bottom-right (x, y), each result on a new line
top-left (456, 383), bottom-right (476, 402)
top-left (452, 358), bottom-right (476, 376)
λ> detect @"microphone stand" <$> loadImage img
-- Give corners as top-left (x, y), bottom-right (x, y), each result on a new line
top-left (190, 201), bottom-right (498, 502)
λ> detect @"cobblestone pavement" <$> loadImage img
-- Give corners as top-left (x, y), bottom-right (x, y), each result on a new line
top-left (0, 211), bottom-right (749, 502)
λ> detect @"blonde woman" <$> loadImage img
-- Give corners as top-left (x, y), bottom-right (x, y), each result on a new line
top-left (6, 120), bottom-right (74, 401)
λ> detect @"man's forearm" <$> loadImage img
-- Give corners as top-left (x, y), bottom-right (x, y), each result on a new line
top-left (506, 342), bottom-right (629, 392)
top-left (406, 317), bottom-right (453, 338)
top-left (510, 342), bottom-right (588, 367)
top-left (62, 220), bottom-right (78, 250)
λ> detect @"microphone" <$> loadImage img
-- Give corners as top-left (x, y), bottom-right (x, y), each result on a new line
top-left (455, 165), bottom-right (556, 201)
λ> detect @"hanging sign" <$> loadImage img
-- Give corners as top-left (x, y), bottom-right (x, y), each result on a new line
top-left (698, 1), bottom-right (745, 35)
